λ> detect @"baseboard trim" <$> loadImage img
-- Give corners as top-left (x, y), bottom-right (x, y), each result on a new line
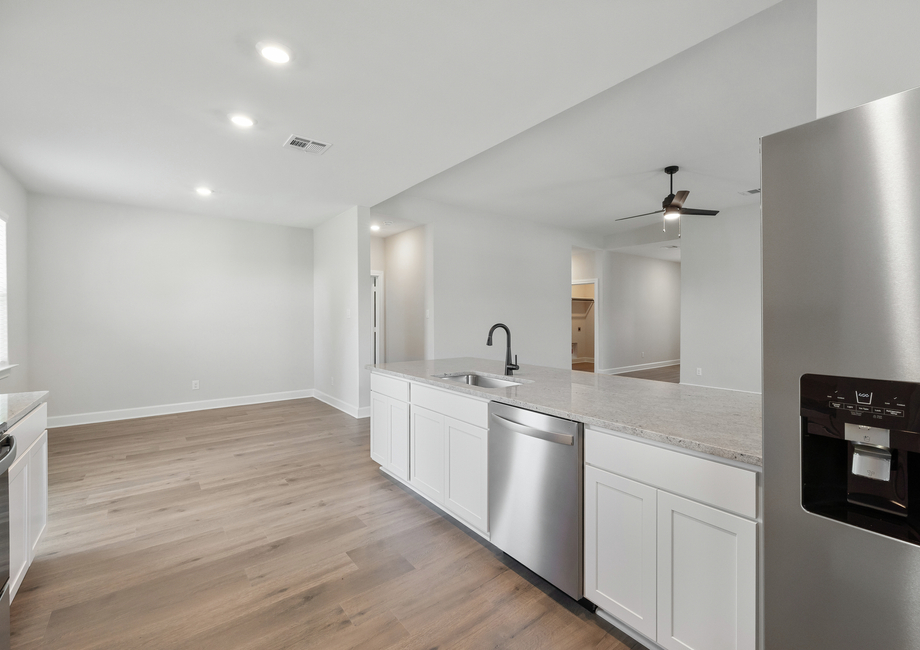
top-left (572, 356), bottom-right (593, 364)
top-left (595, 608), bottom-right (665, 650)
top-left (47, 389), bottom-right (315, 428)
top-left (597, 359), bottom-right (680, 375)
top-left (312, 390), bottom-right (370, 419)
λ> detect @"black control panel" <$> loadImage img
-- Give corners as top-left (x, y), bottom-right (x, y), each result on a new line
top-left (801, 373), bottom-right (920, 545)
top-left (801, 373), bottom-right (920, 439)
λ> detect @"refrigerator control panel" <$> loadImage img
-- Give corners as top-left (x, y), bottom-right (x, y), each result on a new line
top-left (801, 373), bottom-right (920, 435)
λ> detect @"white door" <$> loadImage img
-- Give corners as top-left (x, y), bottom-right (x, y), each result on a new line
top-left (585, 465), bottom-right (658, 640)
top-left (657, 491), bottom-right (756, 650)
top-left (370, 392), bottom-right (389, 466)
top-left (388, 399), bottom-right (409, 481)
top-left (410, 405), bottom-right (445, 504)
top-left (444, 416), bottom-right (488, 532)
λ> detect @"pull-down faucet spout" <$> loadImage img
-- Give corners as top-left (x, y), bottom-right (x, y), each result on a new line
top-left (487, 323), bottom-right (520, 376)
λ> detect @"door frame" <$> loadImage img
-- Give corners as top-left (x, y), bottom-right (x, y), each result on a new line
top-left (572, 278), bottom-right (599, 369)
top-left (371, 271), bottom-right (385, 364)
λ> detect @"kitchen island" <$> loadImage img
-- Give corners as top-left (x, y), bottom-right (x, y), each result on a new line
top-left (369, 358), bottom-right (762, 650)
top-left (370, 357), bottom-right (761, 465)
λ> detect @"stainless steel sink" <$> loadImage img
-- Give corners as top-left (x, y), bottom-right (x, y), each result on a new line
top-left (434, 372), bottom-right (523, 388)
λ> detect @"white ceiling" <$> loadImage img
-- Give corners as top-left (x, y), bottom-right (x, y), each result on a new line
top-left (614, 239), bottom-right (683, 262)
top-left (0, 0), bottom-right (782, 227)
top-left (383, 0), bottom-right (816, 238)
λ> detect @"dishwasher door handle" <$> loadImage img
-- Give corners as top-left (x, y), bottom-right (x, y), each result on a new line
top-left (490, 413), bottom-right (575, 446)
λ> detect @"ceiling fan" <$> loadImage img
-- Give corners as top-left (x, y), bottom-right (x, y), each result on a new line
top-left (615, 166), bottom-right (719, 237)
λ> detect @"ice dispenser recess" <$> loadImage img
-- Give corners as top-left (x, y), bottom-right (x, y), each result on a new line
top-left (801, 373), bottom-right (920, 544)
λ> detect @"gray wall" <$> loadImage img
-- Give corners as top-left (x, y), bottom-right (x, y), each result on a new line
top-left (313, 206), bottom-right (367, 414)
top-left (817, 0), bottom-right (920, 117)
top-left (384, 226), bottom-right (427, 362)
top-left (599, 252), bottom-right (681, 373)
top-left (28, 194), bottom-right (314, 419)
top-left (374, 195), bottom-right (591, 369)
top-left (680, 204), bottom-right (761, 392)
top-left (0, 164), bottom-right (29, 393)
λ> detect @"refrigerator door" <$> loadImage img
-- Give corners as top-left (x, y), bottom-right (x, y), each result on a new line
top-left (763, 86), bottom-right (920, 649)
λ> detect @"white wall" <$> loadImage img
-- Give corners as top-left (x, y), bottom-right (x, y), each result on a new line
top-left (598, 252), bottom-right (681, 373)
top-left (384, 226), bottom-right (427, 362)
top-left (374, 195), bottom-right (593, 369)
top-left (28, 194), bottom-right (314, 421)
top-left (680, 204), bottom-right (761, 392)
top-left (817, 0), bottom-right (920, 117)
top-left (370, 236), bottom-right (385, 272)
top-left (313, 206), bottom-right (371, 416)
top-left (0, 164), bottom-right (29, 393)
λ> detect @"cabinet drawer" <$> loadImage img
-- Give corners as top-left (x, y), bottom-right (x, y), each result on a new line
top-left (7, 403), bottom-right (47, 456)
top-left (412, 383), bottom-right (488, 428)
top-left (586, 426), bottom-right (757, 519)
top-left (370, 373), bottom-right (409, 402)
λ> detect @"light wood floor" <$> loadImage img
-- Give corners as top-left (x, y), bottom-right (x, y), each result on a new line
top-left (617, 364), bottom-right (680, 384)
top-left (12, 399), bottom-right (648, 650)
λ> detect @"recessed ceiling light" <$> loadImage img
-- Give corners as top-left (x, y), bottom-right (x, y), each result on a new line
top-left (259, 43), bottom-right (291, 64)
top-left (230, 114), bottom-right (255, 128)
top-left (196, 187), bottom-right (212, 196)
top-left (370, 224), bottom-right (381, 231)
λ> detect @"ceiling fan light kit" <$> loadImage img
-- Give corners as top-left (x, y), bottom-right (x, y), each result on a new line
top-left (616, 165), bottom-right (720, 238)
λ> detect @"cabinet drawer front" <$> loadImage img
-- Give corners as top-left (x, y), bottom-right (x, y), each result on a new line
top-left (7, 403), bottom-right (47, 457)
top-left (586, 426), bottom-right (757, 519)
top-left (370, 373), bottom-right (409, 402)
top-left (412, 383), bottom-right (488, 428)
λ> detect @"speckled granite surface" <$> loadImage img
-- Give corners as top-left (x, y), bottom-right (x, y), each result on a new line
top-left (0, 392), bottom-right (48, 432)
top-left (369, 358), bottom-right (762, 466)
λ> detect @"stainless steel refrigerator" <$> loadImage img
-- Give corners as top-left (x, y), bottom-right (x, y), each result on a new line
top-left (763, 86), bottom-right (920, 648)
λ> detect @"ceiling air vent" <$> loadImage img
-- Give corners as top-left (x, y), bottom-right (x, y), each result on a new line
top-left (738, 188), bottom-right (761, 196)
top-left (283, 135), bottom-right (332, 155)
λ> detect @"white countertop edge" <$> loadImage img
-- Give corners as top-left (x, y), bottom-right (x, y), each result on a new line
top-left (369, 366), bottom-right (763, 467)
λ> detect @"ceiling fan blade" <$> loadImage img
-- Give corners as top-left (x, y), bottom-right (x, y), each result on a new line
top-left (671, 190), bottom-right (689, 209)
top-left (662, 193), bottom-right (676, 208)
top-left (615, 210), bottom-right (664, 222)
top-left (679, 208), bottom-right (720, 216)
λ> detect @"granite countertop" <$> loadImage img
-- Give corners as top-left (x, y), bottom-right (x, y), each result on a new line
top-left (369, 358), bottom-right (762, 466)
top-left (0, 392), bottom-right (49, 433)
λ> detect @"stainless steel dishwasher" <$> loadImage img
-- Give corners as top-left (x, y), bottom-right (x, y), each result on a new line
top-left (488, 401), bottom-right (583, 601)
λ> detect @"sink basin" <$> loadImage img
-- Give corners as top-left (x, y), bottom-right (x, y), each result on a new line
top-left (435, 372), bottom-right (523, 388)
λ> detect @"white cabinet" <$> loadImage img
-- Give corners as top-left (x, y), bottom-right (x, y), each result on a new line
top-left (370, 391), bottom-right (409, 481)
top-left (584, 465), bottom-right (658, 640)
top-left (369, 374), bottom-right (410, 481)
top-left (8, 452), bottom-right (28, 600)
top-left (657, 491), bottom-right (756, 650)
top-left (28, 430), bottom-right (49, 556)
top-left (444, 416), bottom-right (488, 532)
top-left (409, 405), bottom-right (446, 504)
top-left (6, 403), bottom-right (49, 602)
top-left (585, 425), bottom-right (758, 650)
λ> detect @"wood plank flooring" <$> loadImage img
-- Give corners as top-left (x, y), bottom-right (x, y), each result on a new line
top-left (617, 364), bottom-right (680, 384)
top-left (13, 398), bottom-right (648, 650)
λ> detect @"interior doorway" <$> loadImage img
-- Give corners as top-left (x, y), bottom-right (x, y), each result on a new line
top-left (371, 272), bottom-right (384, 364)
top-left (572, 279), bottom-right (597, 373)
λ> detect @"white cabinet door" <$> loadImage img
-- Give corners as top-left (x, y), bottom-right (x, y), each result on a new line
top-left (443, 416), bottom-right (487, 532)
top-left (585, 465), bottom-right (658, 640)
top-left (8, 453), bottom-right (28, 600)
top-left (388, 399), bottom-right (409, 481)
top-left (657, 491), bottom-right (756, 650)
top-left (28, 431), bottom-right (48, 557)
top-left (370, 392), bottom-right (389, 466)
top-left (410, 405), bottom-right (445, 504)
